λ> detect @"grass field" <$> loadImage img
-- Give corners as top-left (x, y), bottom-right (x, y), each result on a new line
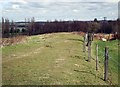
top-left (2, 32), bottom-right (118, 85)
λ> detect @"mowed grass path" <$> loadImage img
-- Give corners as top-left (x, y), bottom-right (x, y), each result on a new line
top-left (2, 33), bottom-right (110, 85)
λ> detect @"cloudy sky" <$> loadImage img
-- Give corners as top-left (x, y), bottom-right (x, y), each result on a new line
top-left (0, 0), bottom-right (119, 22)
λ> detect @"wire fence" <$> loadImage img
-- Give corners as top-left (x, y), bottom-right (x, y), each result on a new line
top-left (98, 49), bottom-right (119, 67)
top-left (82, 35), bottom-right (118, 85)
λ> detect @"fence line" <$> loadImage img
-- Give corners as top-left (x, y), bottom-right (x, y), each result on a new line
top-left (109, 56), bottom-right (120, 67)
top-left (82, 34), bottom-right (118, 83)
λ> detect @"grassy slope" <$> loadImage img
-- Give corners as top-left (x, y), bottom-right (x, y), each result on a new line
top-left (2, 33), bottom-right (117, 85)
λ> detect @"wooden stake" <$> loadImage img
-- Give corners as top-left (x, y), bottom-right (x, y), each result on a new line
top-left (96, 44), bottom-right (98, 70)
top-left (83, 35), bottom-right (86, 52)
top-left (104, 47), bottom-right (109, 81)
top-left (88, 41), bottom-right (91, 62)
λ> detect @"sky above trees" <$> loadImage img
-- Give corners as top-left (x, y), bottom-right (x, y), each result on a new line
top-left (0, 0), bottom-right (119, 21)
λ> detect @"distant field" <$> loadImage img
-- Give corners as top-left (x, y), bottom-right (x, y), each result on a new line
top-left (2, 32), bottom-right (118, 85)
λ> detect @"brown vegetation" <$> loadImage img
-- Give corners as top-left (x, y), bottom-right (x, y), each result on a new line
top-left (1, 36), bottom-right (27, 47)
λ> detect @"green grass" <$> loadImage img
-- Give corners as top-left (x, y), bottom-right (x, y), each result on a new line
top-left (2, 32), bottom-right (118, 85)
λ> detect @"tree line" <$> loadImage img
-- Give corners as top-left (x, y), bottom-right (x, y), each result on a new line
top-left (2, 17), bottom-right (119, 38)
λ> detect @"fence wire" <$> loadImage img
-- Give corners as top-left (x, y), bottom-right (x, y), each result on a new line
top-left (82, 38), bottom-right (118, 84)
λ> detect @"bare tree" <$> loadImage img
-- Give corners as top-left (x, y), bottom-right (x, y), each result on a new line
top-left (2, 17), bottom-right (4, 37)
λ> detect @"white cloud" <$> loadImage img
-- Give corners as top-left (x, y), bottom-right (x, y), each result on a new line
top-left (82, 0), bottom-right (119, 3)
top-left (12, 4), bottom-right (20, 9)
top-left (19, 0), bottom-right (27, 4)
top-left (9, 0), bottom-right (27, 4)
top-left (73, 9), bottom-right (79, 13)
top-left (30, 0), bottom-right (119, 3)
top-left (105, 0), bottom-right (119, 3)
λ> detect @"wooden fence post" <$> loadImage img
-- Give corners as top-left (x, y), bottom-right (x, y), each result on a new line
top-left (83, 34), bottom-right (86, 52)
top-left (88, 33), bottom-right (92, 62)
top-left (96, 44), bottom-right (98, 70)
top-left (104, 47), bottom-right (109, 81)
top-left (92, 33), bottom-right (94, 41)
top-left (88, 40), bottom-right (91, 62)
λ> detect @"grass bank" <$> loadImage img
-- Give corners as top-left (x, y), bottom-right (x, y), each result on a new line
top-left (2, 32), bottom-right (118, 85)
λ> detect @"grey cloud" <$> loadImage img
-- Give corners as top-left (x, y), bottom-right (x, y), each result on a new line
top-left (3, 1), bottom-right (47, 11)
top-left (83, 2), bottom-right (117, 11)
top-left (10, 2), bottom-right (25, 5)
top-left (118, 1), bottom-right (120, 18)
top-left (2, 1), bottom-right (118, 21)
top-left (26, 2), bottom-right (48, 9)
top-left (4, 1), bottom-right (115, 12)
